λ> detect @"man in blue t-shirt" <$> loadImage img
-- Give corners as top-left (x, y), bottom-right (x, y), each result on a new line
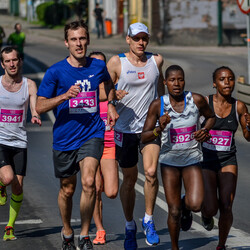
top-left (36, 20), bottom-right (118, 250)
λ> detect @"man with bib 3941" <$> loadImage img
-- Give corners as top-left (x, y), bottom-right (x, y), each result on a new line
top-left (0, 46), bottom-right (41, 241)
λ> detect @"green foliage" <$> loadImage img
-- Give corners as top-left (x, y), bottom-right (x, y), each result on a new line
top-left (36, 1), bottom-right (71, 26)
top-left (36, 2), bottom-right (54, 22)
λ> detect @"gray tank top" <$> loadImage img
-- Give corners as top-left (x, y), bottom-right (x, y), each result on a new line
top-left (114, 53), bottom-right (159, 133)
top-left (159, 91), bottom-right (203, 166)
top-left (0, 76), bottom-right (29, 148)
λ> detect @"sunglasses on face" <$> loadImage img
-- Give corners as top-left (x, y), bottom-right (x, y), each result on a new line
top-left (131, 36), bottom-right (149, 42)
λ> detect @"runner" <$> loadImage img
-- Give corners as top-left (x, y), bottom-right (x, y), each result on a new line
top-left (0, 26), bottom-right (5, 51)
top-left (107, 22), bottom-right (165, 249)
top-left (36, 20), bottom-right (118, 250)
top-left (7, 23), bottom-right (25, 60)
top-left (89, 51), bottom-right (119, 245)
top-left (141, 65), bottom-right (215, 250)
top-left (201, 66), bottom-right (250, 250)
top-left (0, 46), bottom-right (41, 240)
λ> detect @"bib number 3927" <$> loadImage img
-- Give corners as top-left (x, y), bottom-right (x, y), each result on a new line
top-left (203, 130), bottom-right (232, 151)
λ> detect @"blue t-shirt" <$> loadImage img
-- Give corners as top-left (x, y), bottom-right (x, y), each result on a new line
top-left (37, 57), bottom-right (110, 151)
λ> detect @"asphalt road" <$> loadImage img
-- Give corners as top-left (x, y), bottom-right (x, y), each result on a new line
top-left (0, 33), bottom-right (250, 250)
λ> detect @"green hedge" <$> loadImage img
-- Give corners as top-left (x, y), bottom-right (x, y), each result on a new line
top-left (36, 1), bottom-right (71, 26)
top-left (36, 2), bottom-right (54, 22)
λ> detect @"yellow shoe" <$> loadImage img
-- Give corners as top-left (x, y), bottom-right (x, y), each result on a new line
top-left (3, 226), bottom-right (17, 241)
top-left (0, 184), bottom-right (7, 206)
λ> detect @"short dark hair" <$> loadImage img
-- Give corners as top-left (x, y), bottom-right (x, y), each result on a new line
top-left (14, 23), bottom-right (21, 29)
top-left (212, 66), bottom-right (235, 82)
top-left (88, 51), bottom-right (106, 63)
top-left (64, 20), bottom-right (89, 41)
top-left (0, 46), bottom-right (21, 63)
top-left (165, 65), bottom-right (185, 79)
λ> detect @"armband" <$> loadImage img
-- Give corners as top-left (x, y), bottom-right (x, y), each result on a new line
top-left (246, 126), bottom-right (250, 132)
top-left (153, 128), bottom-right (159, 137)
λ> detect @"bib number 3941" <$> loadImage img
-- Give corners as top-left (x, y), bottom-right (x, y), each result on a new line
top-left (0, 109), bottom-right (23, 127)
top-left (69, 91), bottom-right (97, 114)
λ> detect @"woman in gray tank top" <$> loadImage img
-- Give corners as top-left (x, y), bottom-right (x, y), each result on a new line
top-left (141, 65), bottom-right (216, 250)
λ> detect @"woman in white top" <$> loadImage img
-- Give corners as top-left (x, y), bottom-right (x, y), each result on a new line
top-left (141, 65), bottom-right (215, 250)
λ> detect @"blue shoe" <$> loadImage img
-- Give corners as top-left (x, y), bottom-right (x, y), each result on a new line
top-left (142, 218), bottom-right (160, 246)
top-left (124, 223), bottom-right (137, 250)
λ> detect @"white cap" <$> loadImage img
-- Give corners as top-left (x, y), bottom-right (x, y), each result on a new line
top-left (127, 22), bottom-right (150, 37)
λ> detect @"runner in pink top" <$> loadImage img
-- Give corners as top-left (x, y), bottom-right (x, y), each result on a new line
top-left (89, 52), bottom-right (118, 245)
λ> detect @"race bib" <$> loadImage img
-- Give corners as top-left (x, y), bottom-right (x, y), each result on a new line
top-left (202, 130), bottom-right (232, 151)
top-left (169, 125), bottom-right (196, 149)
top-left (114, 131), bottom-right (123, 147)
top-left (69, 91), bottom-right (97, 114)
top-left (100, 112), bottom-right (111, 131)
top-left (0, 109), bottom-right (23, 127)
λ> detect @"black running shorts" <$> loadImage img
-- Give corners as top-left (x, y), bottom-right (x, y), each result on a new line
top-left (115, 133), bottom-right (161, 168)
top-left (0, 144), bottom-right (27, 176)
top-left (53, 137), bottom-right (104, 178)
top-left (201, 154), bottom-right (237, 172)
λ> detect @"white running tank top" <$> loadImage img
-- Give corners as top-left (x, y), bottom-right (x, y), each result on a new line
top-left (114, 53), bottom-right (159, 133)
top-left (159, 91), bottom-right (203, 166)
top-left (0, 76), bottom-right (29, 148)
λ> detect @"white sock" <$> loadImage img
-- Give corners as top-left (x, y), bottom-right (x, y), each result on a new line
top-left (126, 220), bottom-right (135, 230)
top-left (144, 213), bottom-right (153, 223)
top-left (63, 233), bottom-right (73, 239)
top-left (79, 235), bottom-right (89, 240)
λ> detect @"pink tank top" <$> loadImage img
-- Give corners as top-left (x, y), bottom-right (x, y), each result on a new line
top-left (99, 101), bottom-right (115, 147)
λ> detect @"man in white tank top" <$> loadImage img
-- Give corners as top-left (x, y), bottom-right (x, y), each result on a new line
top-left (0, 47), bottom-right (41, 241)
top-left (107, 22), bottom-right (164, 249)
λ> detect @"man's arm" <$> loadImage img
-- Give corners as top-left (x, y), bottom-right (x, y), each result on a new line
top-left (99, 82), bottom-right (107, 101)
top-left (36, 84), bottom-right (81, 115)
top-left (107, 55), bottom-right (120, 84)
top-left (237, 100), bottom-right (250, 141)
top-left (154, 54), bottom-right (165, 97)
top-left (27, 79), bottom-right (41, 126)
top-left (106, 55), bottom-right (122, 126)
top-left (104, 78), bottom-right (119, 127)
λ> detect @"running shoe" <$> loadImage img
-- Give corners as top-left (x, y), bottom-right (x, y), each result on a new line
top-left (3, 226), bottom-right (17, 241)
top-left (124, 223), bottom-right (137, 250)
top-left (180, 195), bottom-right (193, 231)
top-left (142, 218), bottom-right (160, 246)
top-left (93, 230), bottom-right (106, 245)
top-left (61, 229), bottom-right (76, 250)
top-left (77, 236), bottom-right (93, 250)
top-left (216, 246), bottom-right (226, 250)
top-left (201, 215), bottom-right (214, 231)
top-left (0, 184), bottom-right (7, 206)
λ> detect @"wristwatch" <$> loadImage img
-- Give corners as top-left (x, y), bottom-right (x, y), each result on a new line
top-left (108, 100), bottom-right (117, 106)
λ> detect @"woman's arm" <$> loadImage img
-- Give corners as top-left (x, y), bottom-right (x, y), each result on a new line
top-left (141, 98), bottom-right (170, 143)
